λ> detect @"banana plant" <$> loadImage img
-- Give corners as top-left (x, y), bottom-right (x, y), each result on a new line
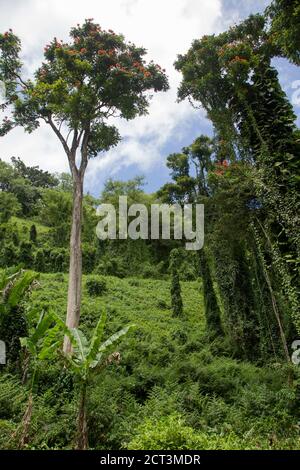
top-left (0, 266), bottom-right (38, 367)
top-left (55, 310), bottom-right (134, 450)
top-left (18, 311), bottom-right (60, 448)
top-left (0, 266), bottom-right (37, 316)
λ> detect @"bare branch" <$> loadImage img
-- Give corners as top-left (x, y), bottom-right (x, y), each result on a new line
top-left (47, 116), bottom-right (71, 157)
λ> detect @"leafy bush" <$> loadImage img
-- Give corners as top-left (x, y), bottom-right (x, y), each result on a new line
top-left (0, 273), bottom-right (298, 450)
top-left (86, 277), bottom-right (107, 297)
top-left (126, 413), bottom-right (299, 450)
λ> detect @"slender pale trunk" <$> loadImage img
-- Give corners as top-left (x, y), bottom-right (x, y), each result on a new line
top-left (63, 174), bottom-right (84, 354)
top-left (47, 121), bottom-right (89, 354)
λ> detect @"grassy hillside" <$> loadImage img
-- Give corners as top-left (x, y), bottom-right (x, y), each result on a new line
top-left (0, 273), bottom-right (299, 450)
top-left (10, 217), bottom-right (50, 236)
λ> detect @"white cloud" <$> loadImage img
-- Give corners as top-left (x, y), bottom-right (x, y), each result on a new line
top-left (0, 0), bottom-right (222, 190)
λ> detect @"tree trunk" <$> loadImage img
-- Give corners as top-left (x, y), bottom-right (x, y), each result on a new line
top-left (64, 177), bottom-right (83, 354)
top-left (18, 392), bottom-right (33, 449)
top-left (199, 250), bottom-right (223, 337)
top-left (76, 383), bottom-right (88, 450)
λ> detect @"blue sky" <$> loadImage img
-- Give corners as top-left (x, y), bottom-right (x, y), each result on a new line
top-left (0, 0), bottom-right (299, 197)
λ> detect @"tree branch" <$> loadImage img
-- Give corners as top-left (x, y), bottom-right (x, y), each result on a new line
top-left (46, 115), bottom-right (78, 178)
top-left (79, 128), bottom-right (90, 177)
top-left (47, 116), bottom-right (70, 156)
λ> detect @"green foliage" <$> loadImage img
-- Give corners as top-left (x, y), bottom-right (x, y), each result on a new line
top-left (0, 191), bottom-right (20, 223)
top-left (267, 0), bottom-right (300, 65)
top-left (0, 268), bottom-right (37, 367)
top-left (29, 225), bottom-right (37, 243)
top-left (0, 22), bottom-right (169, 160)
top-left (0, 273), bottom-right (298, 449)
top-left (127, 412), bottom-right (299, 450)
top-left (174, 2), bottom-right (300, 357)
top-left (1, 0), bottom-right (300, 453)
top-left (199, 251), bottom-right (223, 337)
top-left (86, 277), bottom-right (107, 297)
top-left (169, 250), bottom-right (183, 317)
top-left (19, 241), bottom-right (33, 267)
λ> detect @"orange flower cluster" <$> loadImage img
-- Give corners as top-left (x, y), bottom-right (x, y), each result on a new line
top-left (111, 63), bottom-right (130, 74)
top-left (213, 160), bottom-right (229, 176)
top-left (97, 48), bottom-right (117, 57)
top-left (39, 66), bottom-right (47, 79)
top-left (132, 62), bottom-right (152, 77)
top-left (217, 160), bottom-right (229, 167)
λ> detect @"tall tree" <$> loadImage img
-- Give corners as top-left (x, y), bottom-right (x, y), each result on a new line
top-left (175, 13), bottom-right (300, 337)
top-left (0, 21), bottom-right (168, 352)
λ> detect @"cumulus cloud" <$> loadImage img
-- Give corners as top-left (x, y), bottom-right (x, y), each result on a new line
top-left (1, 0), bottom-right (222, 192)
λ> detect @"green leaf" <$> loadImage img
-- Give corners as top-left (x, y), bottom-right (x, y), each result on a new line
top-left (71, 328), bottom-right (88, 362)
top-left (49, 311), bottom-right (77, 347)
top-left (86, 311), bottom-right (107, 365)
top-left (20, 336), bottom-right (35, 355)
top-left (99, 324), bottom-right (135, 353)
top-left (38, 339), bottom-right (60, 360)
top-left (7, 270), bottom-right (38, 308)
top-left (31, 311), bottom-right (53, 345)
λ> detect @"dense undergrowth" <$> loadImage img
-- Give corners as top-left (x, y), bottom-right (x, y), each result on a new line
top-left (0, 273), bottom-right (299, 450)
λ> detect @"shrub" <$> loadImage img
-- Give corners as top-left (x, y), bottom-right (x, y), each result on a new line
top-left (29, 224), bottom-right (37, 243)
top-left (126, 413), bottom-right (296, 450)
top-left (82, 245), bottom-right (96, 274)
top-left (34, 249), bottom-right (46, 272)
top-left (0, 242), bottom-right (18, 267)
top-left (141, 263), bottom-right (160, 279)
top-left (126, 413), bottom-right (257, 450)
top-left (86, 277), bottom-right (107, 297)
top-left (19, 241), bottom-right (33, 268)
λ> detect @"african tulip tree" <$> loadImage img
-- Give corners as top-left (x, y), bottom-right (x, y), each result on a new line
top-left (0, 20), bottom-right (169, 352)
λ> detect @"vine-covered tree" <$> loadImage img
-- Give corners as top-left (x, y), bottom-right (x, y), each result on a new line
top-left (175, 12), bottom-right (300, 339)
top-left (0, 20), bottom-right (169, 352)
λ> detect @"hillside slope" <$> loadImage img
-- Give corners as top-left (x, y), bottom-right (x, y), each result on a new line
top-left (0, 273), bottom-right (299, 450)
